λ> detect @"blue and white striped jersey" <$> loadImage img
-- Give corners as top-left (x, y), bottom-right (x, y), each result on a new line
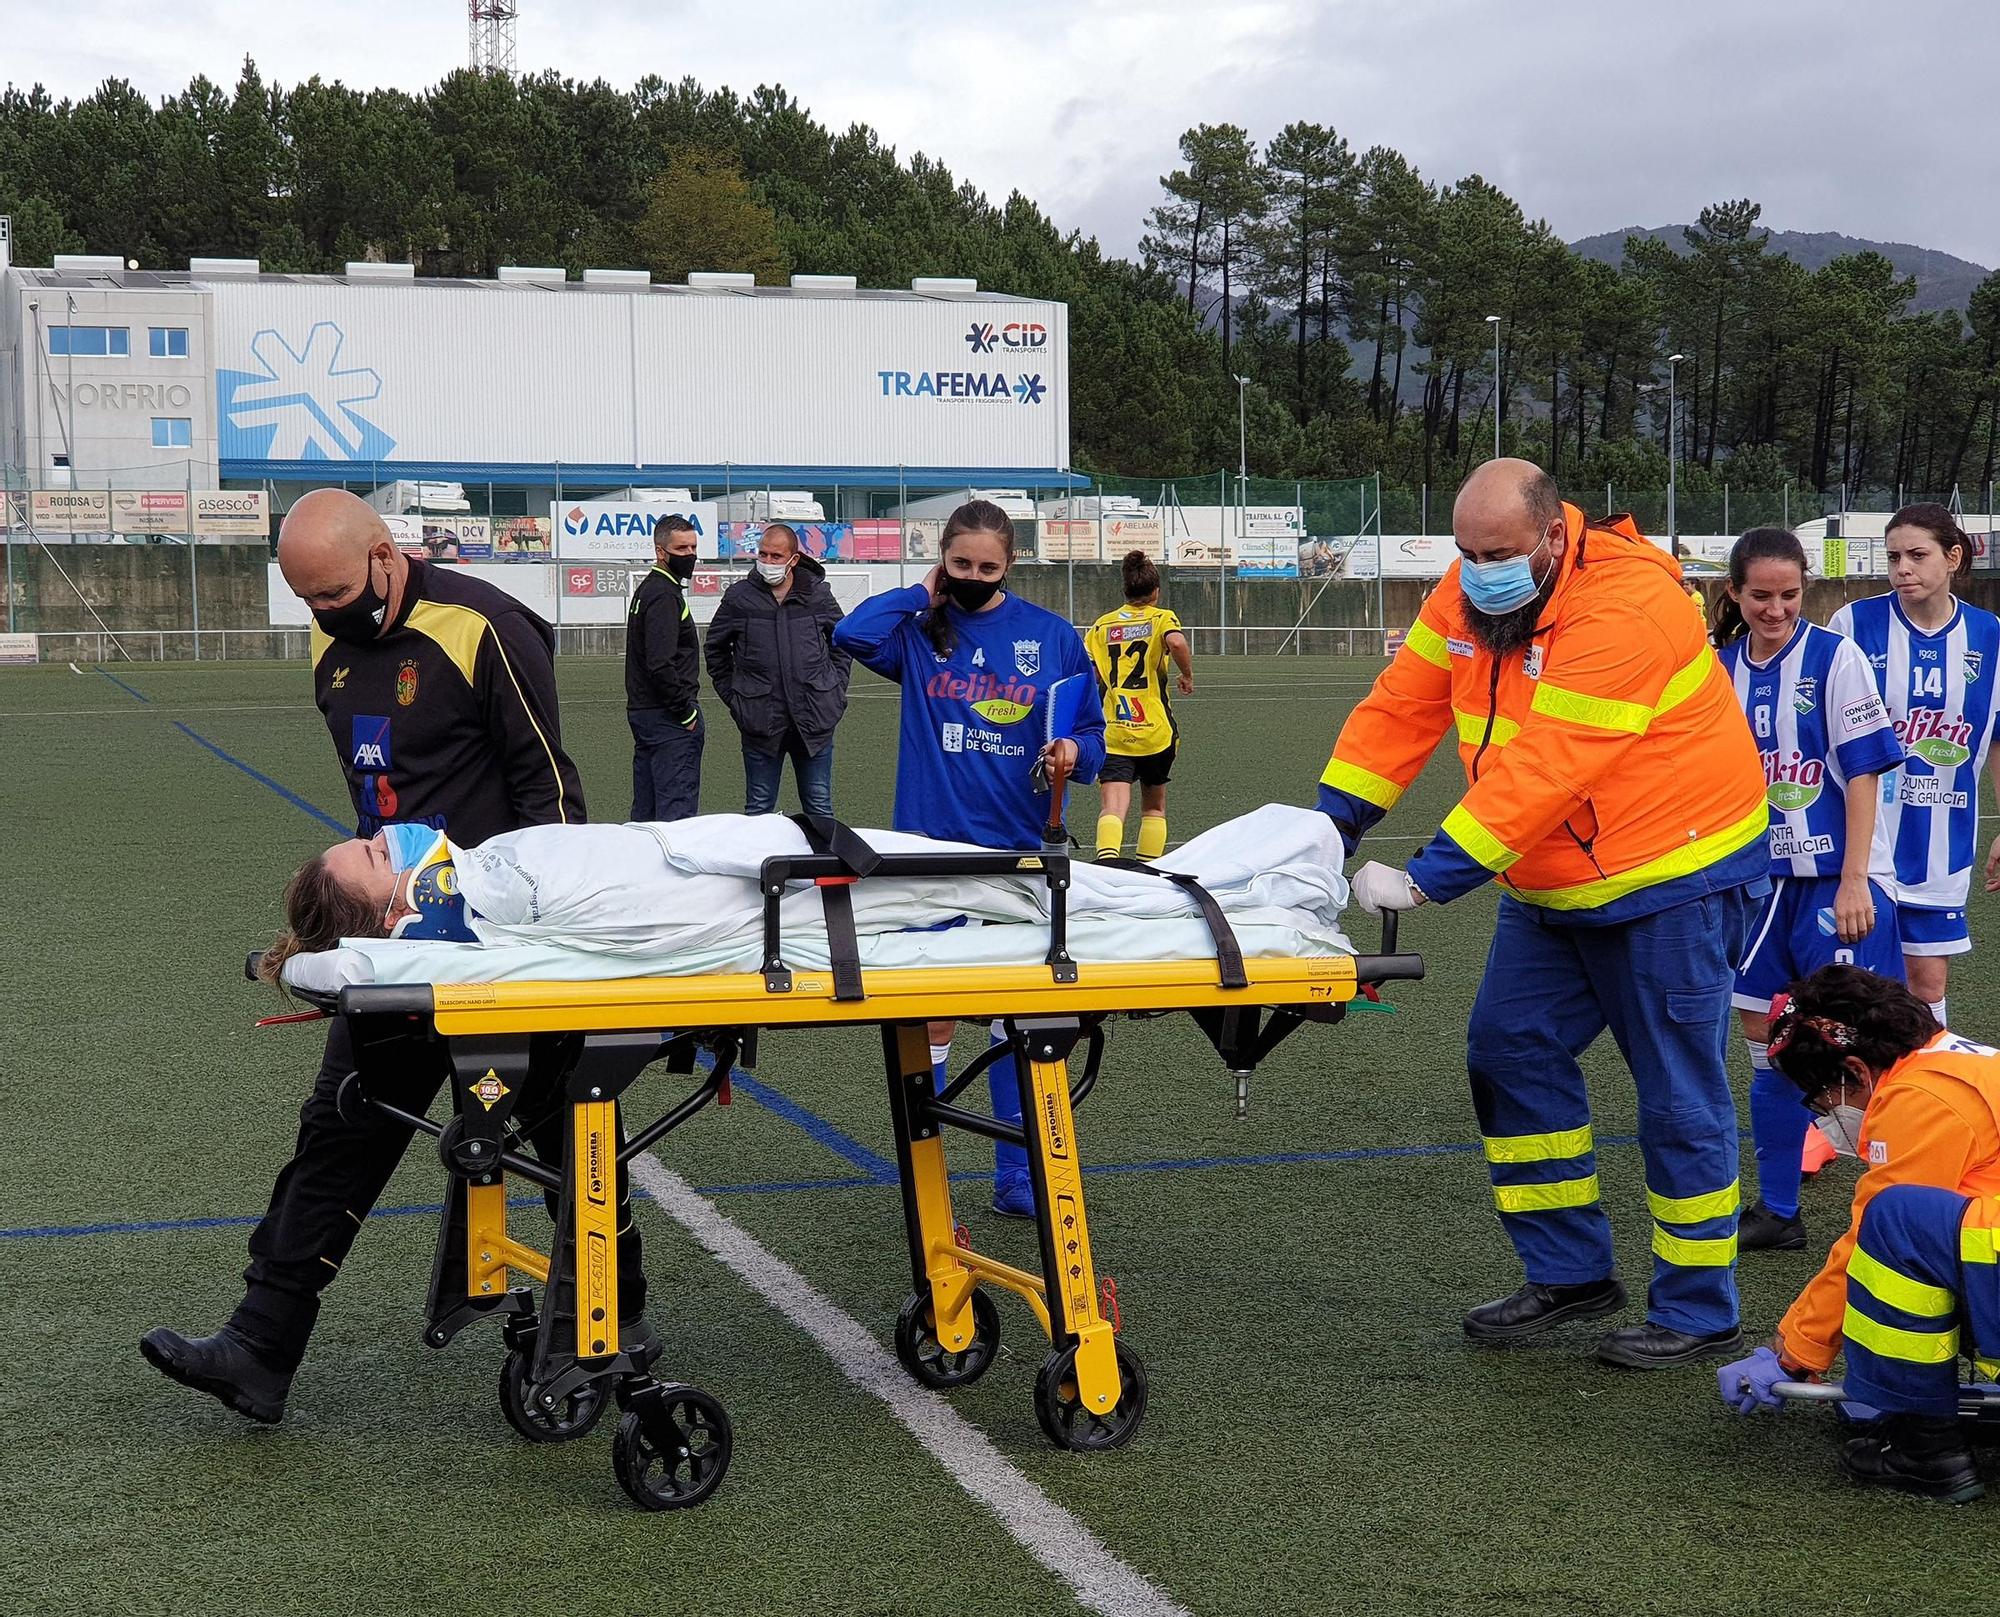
top-left (1721, 621), bottom-right (1902, 879)
top-left (1827, 593), bottom-right (2000, 907)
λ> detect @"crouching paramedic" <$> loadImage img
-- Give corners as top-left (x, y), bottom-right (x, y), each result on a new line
top-left (1324, 459), bottom-right (1769, 1368)
top-left (1717, 966), bottom-right (2000, 1503)
top-left (140, 488), bottom-right (646, 1425)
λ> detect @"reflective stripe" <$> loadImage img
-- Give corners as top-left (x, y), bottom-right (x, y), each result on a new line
top-left (1454, 709), bottom-right (1521, 748)
top-left (1842, 1305), bottom-right (1961, 1365)
top-left (1652, 649), bottom-right (1716, 720)
top-left (1531, 681), bottom-right (1652, 736)
top-left (1652, 1227), bottom-right (1738, 1267)
top-left (1441, 805), bottom-right (1520, 874)
top-left (1483, 1124), bottom-right (1593, 1165)
top-left (1404, 620), bottom-right (1452, 669)
top-left (1320, 757), bottom-right (1404, 810)
top-left (1494, 1174), bottom-right (1600, 1214)
top-left (1647, 1180), bottom-right (1742, 1225)
top-left (1510, 804), bottom-right (1769, 911)
top-left (1961, 1224), bottom-right (1999, 1264)
top-left (1849, 1245), bottom-right (1956, 1318)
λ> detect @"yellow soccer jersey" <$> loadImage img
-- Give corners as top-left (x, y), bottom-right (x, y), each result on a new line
top-left (1086, 603), bottom-right (1183, 756)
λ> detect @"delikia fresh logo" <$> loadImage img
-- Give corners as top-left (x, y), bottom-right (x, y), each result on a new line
top-left (972, 698), bottom-right (1032, 725)
top-left (1897, 708), bottom-right (1974, 769)
top-left (1764, 749), bottom-right (1823, 812)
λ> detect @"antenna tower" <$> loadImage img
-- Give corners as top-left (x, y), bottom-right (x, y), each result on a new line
top-left (469, 1), bottom-right (518, 74)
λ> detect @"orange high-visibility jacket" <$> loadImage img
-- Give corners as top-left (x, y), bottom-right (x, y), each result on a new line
top-left (1778, 1033), bottom-right (2000, 1374)
top-left (1317, 504), bottom-right (1768, 919)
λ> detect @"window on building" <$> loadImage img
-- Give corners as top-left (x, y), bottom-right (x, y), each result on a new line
top-left (47, 325), bottom-right (130, 357)
top-left (148, 327), bottom-right (189, 358)
top-left (151, 418), bottom-right (193, 449)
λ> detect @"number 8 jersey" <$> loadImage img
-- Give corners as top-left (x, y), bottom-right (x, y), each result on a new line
top-left (1085, 603), bottom-right (1182, 757)
top-left (1828, 594), bottom-right (2000, 908)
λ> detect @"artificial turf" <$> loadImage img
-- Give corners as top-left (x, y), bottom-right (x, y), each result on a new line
top-left (2, 654), bottom-right (1993, 1616)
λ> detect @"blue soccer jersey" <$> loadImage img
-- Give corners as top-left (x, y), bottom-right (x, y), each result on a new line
top-left (1721, 621), bottom-right (1902, 880)
top-left (833, 585), bottom-right (1106, 848)
top-left (1828, 594), bottom-right (2000, 908)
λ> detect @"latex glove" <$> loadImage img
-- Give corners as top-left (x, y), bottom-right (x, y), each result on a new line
top-left (1351, 860), bottom-right (1420, 914)
top-left (1717, 1345), bottom-right (1789, 1415)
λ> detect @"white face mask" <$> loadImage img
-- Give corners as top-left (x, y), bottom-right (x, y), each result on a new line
top-left (756, 559), bottom-right (790, 586)
top-left (1820, 1104), bottom-right (1867, 1158)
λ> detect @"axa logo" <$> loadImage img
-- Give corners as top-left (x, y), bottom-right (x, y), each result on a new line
top-left (967, 321), bottom-right (1048, 354)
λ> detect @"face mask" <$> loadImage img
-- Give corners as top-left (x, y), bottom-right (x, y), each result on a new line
top-left (1460, 531), bottom-right (1552, 616)
top-left (944, 573), bottom-right (1002, 612)
top-left (311, 555), bottom-right (389, 642)
top-left (756, 559), bottom-right (791, 586)
top-left (381, 821), bottom-right (446, 874)
top-left (664, 553), bottom-right (697, 583)
top-left (1821, 1104), bottom-right (1867, 1158)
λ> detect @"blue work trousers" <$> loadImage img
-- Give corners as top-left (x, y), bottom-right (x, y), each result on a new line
top-left (1467, 886), bottom-right (1755, 1336)
top-left (629, 706), bottom-right (704, 821)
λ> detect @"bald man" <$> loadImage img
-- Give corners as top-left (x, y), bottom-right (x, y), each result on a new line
top-left (142, 487), bottom-right (611, 1424)
top-left (1320, 461), bottom-right (1768, 1368)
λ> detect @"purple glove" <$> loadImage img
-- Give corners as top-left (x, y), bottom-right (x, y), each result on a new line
top-left (1717, 1345), bottom-right (1789, 1414)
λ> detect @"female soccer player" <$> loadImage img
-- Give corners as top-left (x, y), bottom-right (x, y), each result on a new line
top-left (1086, 548), bottom-right (1194, 861)
top-left (1715, 528), bottom-right (1905, 1251)
top-left (1829, 505), bottom-right (2000, 1030)
top-left (834, 500), bottom-right (1106, 1215)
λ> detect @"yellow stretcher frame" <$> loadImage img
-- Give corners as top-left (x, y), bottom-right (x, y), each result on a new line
top-left (334, 941), bottom-right (1422, 1465)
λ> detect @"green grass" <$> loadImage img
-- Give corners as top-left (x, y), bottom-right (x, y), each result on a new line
top-left (3, 655), bottom-right (1996, 1616)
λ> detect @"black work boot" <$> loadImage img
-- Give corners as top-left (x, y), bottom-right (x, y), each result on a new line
top-left (1840, 1414), bottom-right (1984, 1503)
top-left (1463, 1279), bottom-right (1627, 1342)
top-left (140, 1326), bottom-right (293, 1424)
top-left (1738, 1200), bottom-right (1807, 1252)
top-left (1597, 1321), bottom-right (1744, 1368)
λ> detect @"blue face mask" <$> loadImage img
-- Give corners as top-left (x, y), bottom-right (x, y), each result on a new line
top-left (1460, 532), bottom-right (1553, 615)
top-left (381, 821), bottom-right (445, 873)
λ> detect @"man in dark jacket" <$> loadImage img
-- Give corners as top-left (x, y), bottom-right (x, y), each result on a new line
top-left (704, 521), bottom-right (851, 815)
top-left (625, 514), bottom-right (703, 820)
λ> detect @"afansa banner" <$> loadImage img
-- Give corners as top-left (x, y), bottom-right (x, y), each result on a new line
top-left (552, 500), bottom-right (719, 560)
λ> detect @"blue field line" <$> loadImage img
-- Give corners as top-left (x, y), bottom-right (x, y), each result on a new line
top-left (729, 1070), bottom-right (899, 1182)
top-left (0, 1133), bottom-right (1661, 1243)
top-left (96, 666), bottom-right (151, 703)
top-left (171, 721), bottom-right (351, 835)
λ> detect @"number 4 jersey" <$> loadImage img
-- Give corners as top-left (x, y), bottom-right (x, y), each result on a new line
top-left (1828, 594), bottom-right (2000, 908)
top-left (1085, 603), bottom-right (1183, 757)
top-left (1720, 620), bottom-right (1903, 880)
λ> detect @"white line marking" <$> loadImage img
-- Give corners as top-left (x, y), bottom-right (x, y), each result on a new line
top-left (628, 1152), bottom-right (1191, 1617)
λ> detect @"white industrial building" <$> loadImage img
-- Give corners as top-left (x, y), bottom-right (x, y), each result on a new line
top-left (0, 231), bottom-right (1076, 518)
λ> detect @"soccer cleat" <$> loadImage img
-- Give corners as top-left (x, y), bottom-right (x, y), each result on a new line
top-left (1462, 1279), bottom-right (1627, 1342)
top-left (1597, 1321), bottom-right (1744, 1369)
top-left (1738, 1199), bottom-right (1808, 1252)
top-left (140, 1326), bottom-right (292, 1424)
top-left (1839, 1415), bottom-right (1985, 1503)
top-left (990, 1172), bottom-right (1036, 1220)
top-left (1801, 1127), bottom-right (1838, 1178)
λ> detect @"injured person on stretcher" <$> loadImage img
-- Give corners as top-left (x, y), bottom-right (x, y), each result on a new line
top-left (264, 802), bottom-right (1357, 993)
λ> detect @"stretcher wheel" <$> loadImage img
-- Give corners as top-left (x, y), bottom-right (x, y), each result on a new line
top-left (1033, 1339), bottom-right (1148, 1452)
top-left (498, 1346), bottom-right (607, 1444)
top-left (893, 1288), bottom-right (1000, 1389)
top-left (334, 1071), bottom-right (371, 1127)
top-left (612, 1385), bottom-right (732, 1511)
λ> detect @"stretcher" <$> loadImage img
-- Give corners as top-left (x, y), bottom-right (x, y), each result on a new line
top-left (1772, 1379), bottom-right (2000, 1422)
top-left (258, 835), bottom-right (1423, 1511)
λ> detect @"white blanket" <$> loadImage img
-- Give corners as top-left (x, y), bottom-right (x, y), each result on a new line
top-left (284, 803), bottom-right (1352, 993)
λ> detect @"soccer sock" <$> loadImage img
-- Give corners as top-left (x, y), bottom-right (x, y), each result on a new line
top-left (986, 1021), bottom-right (1026, 1184)
top-left (1094, 813), bottom-right (1124, 860)
top-left (930, 1041), bottom-right (952, 1095)
top-left (1928, 998), bottom-right (1948, 1029)
top-left (1747, 1045), bottom-right (1808, 1221)
top-left (1136, 813), bottom-right (1168, 859)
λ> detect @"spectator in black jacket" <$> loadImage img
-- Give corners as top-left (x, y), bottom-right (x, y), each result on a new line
top-left (625, 514), bottom-right (703, 820)
top-left (705, 522), bottom-right (851, 815)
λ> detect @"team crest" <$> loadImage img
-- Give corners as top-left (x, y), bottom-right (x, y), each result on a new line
top-left (1792, 677), bottom-right (1817, 715)
top-left (396, 659), bottom-right (419, 707)
top-left (1523, 646), bottom-right (1544, 680)
top-left (1013, 639), bottom-right (1042, 677)
top-left (1965, 651), bottom-right (1984, 684)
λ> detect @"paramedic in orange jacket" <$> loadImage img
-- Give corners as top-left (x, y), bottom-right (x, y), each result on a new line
top-left (1716, 965), bottom-right (2000, 1503)
top-left (1323, 460), bottom-right (1769, 1368)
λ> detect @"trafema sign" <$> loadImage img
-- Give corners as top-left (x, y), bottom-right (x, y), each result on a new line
top-left (876, 370), bottom-right (1046, 405)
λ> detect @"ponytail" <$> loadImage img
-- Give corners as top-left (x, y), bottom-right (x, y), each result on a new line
top-left (1713, 527), bottom-right (1808, 647)
top-left (1120, 548), bottom-right (1160, 602)
top-left (924, 499), bottom-right (1016, 658)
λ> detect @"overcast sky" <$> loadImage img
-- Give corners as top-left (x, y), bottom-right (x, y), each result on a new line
top-left (12, 0), bottom-right (1996, 269)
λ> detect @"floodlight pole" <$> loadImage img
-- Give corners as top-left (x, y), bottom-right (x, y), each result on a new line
top-left (1485, 315), bottom-right (1501, 459)
top-left (1667, 353), bottom-right (1685, 543)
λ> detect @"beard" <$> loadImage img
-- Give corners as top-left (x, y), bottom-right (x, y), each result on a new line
top-left (1464, 587), bottom-right (1550, 655)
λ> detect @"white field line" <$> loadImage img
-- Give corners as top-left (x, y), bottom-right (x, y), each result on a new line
top-left (628, 1152), bottom-right (1193, 1617)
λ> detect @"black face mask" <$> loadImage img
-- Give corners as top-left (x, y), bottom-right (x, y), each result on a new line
top-left (664, 552), bottom-right (697, 582)
top-left (311, 556), bottom-right (390, 642)
top-left (943, 573), bottom-right (1002, 612)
